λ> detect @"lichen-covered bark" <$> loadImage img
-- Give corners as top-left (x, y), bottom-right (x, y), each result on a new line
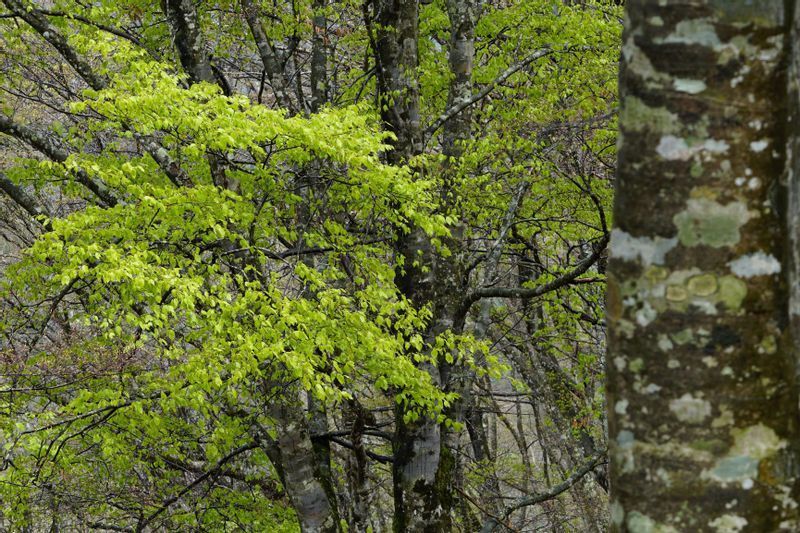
top-left (240, 0), bottom-right (297, 112)
top-left (374, 0), bottom-right (423, 163)
top-left (260, 395), bottom-right (340, 533)
top-left (608, 1), bottom-right (800, 531)
top-left (788, 1), bottom-right (800, 372)
top-left (310, 0), bottom-right (329, 113)
top-left (371, 0), bottom-right (455, 529)
top-left (162, 0), bottom-right (216, 85)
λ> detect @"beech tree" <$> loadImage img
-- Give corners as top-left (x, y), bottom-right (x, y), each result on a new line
top-left (608, 1), bottom-right (800, 530)
top-left (0, 0), bottom-right (618, 531)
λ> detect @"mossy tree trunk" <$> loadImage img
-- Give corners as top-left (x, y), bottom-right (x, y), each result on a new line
top-left (608, 1), bottom-right (800, 530)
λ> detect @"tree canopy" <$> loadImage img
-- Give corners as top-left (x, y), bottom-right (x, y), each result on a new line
top-left (0, 0), bottom-right (619, 530)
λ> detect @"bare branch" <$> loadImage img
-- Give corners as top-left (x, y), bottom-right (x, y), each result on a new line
top-left (481, 451), bottom-right (607, 532)
top-left (0, 114), bottom-right (119, 206)
top-left (425, 46), bottom-right (554, 137)
top-left (1, 0), bottom-right (108, 91)
top-left (140, 442), bottom-right (260, 529)
top-left (0, 172), bottom-right (51, 229)
top-left (240, 0), bottom-right (297, 112)
top-left (459, 233), bottom-right (608, 315)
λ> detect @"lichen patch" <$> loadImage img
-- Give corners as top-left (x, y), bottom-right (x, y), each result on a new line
top-left (673, 78), bottom-right (707, 94)
top-left (610, 229), bottom-right (678, 266)
top-left (669, 393), bottom-right (712, 423)
top-left (709, 514), bottom-right (748, 533)
top-left (729, 423), bottom-right (786, 460)
top-left (656, 136), bottom-right (729, 161)
top-left (673, 198), bottom-right (753, 248)
top-left (728, 252), bottom-right (781, 278)
top-left (659, 18), bottom-right (721, 47)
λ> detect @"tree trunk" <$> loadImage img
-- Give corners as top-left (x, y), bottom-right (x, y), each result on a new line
top-left (259, 396), bottom-right (341, 533)
top-left (371, 0), bottom-right (452, 529)
top-left (608, 1), bottom-right (800, 530)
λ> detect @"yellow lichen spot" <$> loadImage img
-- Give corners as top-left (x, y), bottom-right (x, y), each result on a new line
top-left (688, 273), bottom-right (718, 296)
top-left (645, 265), bottom-right (670, 282)
top-left (666, 285), bottom-right (689, 301)
top-left (718, 276), bottom-right (747, 310)
top-left (607, 277), bottom-right (622, 321)
top-left (758, 335), bottom-right (777, 355)
top-left (689, 186), bottom-right (719, 200)
top-left (730, 423), bottom-right (786, 460)
top-left (712, 406), bottom-right (734, 428)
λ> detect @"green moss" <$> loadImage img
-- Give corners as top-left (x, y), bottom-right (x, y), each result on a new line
top-left (709, 0), bottom-right (785, 27)
top-left (759, 335), bottom-right (777, 355)
top-left (672, 328), bottom-right (694, 345)
top-left (690, 438), bottom-right (728, 454)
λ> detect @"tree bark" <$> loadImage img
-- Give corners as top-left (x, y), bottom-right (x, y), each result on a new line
top-left (258, 395), bottom-right (340, 533)
top-left (240, 0), bottom-right (297, 112)
top-left (608, 1), bottom-right (800, 530)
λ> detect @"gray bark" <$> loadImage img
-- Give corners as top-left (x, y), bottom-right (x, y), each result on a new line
top-left (240, 0), bottom-right (297, 112)
top-left (161, 0), bottom-right (215, 85)
top-left (310, 0), bottom-right (329, 113)
top-left (257, 396), bottom-right (340, 533)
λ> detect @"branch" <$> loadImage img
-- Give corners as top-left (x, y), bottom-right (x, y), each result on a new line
top-left (140, 442), bottom-right (260, 528)
top-left (36, 9), bottom-right (145, 49)
top-left (0, 114), bottom-right (118, 206)
top-left (162, 0), bottom-right (215, 84)
top-left (240, 0), bottom-right (297, 112)
top-left (325, 436), bottom-right (394, 464)
top-left (470, 180), bottom-right (531, 281)
top-left (480, 451), bottom-right (607, 532)
top-left (87, 522), bottom-right (133, 532)
top-left (425, 46), bottom-right (554, 137)
top-left (141, 139), bottom-right (193, 188)
top-left (0, 172), bottom-right (52, 230)
top-left (4, 1), bottom-right (192, 189)
top-left (459, 233), bottom-right (608, 314)
top-left (1, 0), bottom-right (108, 91)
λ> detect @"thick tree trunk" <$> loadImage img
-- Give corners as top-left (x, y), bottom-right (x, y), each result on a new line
top-left (259, 396), bottom-right (341, 533)
top-left (789, 0), bottom-right (800, 374)
top-left (374, 0), bottom-right (423, 163)
top-left (608, 1), bottom-right (800, 530)
top-left (310, 0), bottom-right (329, 113)
top-left (162, 0), bottom-right (215, 84)
top-left (162, 0), bottom-right (228, 187)
top-left (371, 0), bottom-right (449, 530)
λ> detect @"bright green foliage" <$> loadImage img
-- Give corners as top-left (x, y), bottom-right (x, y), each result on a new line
top-left (0, 0), bottom-right (619, 529)
top-left (0, 37), bottom-right (457, 531)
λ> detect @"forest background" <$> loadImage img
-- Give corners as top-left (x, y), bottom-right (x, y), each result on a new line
top-left (0, 0), bottom-right (619, 531)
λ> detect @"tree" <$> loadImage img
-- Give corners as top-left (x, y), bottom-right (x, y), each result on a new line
top-left (608, 1), bottom-right (800, 530)
top-left (0, 0), bottom-right (619, 530)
